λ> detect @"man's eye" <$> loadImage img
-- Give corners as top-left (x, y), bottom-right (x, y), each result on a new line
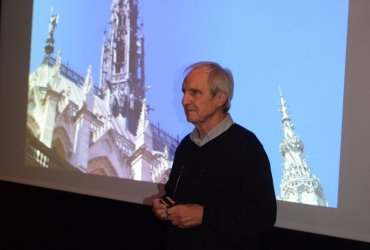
top-left (190, 90), bottom-right (199, 95)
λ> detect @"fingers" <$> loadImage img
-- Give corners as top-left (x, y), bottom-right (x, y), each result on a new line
top-left (152, 199), bottom-right (204, 228)
top-left (167, 204), bottom-right (203, 228)
top-left (152, 198), bottom-right (168, 221)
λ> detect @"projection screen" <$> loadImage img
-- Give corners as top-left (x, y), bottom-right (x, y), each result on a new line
top-left (1, 0), bottom-right (369, 243)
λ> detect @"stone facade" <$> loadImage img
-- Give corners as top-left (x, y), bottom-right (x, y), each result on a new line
top-left (26, 0), bottom-right (178, 183)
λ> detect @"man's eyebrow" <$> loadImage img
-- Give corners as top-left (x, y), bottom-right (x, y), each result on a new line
top-left (184, 87), bottom-right (200, 93)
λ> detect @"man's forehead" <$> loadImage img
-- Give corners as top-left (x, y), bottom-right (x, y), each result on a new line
top-left (183, 78), bottom-right (208, 90)
top-left (184, 68), bottom-right (209, 85)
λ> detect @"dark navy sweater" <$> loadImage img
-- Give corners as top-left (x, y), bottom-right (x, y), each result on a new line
top-left (165, 124), bottom-right (277, 249)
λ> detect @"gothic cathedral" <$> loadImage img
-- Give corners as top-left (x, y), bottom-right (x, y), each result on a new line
top-left (26, 0), bottom-right (179, 183)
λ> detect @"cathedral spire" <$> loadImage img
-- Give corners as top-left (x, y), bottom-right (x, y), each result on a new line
top-left (83, 65), bottom-right (93, 93)
top-left (136, 98), bottom-right (153, 150)
top-left (279, 86), bottom-right (295, 139)
top-left (278, 88), bottom-right (328, 206)
top-left (100, 0), bottom-right (145, 135)
top-left (43, 8), bottom-right (59, 64)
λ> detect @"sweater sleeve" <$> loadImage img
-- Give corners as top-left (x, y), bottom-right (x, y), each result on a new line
top-left (202, 138), bottom-right (277, 234)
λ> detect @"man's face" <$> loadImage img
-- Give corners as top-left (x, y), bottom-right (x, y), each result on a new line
top-left (182, 68), bottom-right (224, 128)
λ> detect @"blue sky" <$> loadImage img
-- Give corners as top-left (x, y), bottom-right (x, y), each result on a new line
top-left (30, 0), bottom-right (349, 207)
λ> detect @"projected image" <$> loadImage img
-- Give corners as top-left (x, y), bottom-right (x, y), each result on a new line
top-left (26, 0), bottom-right (348, 207)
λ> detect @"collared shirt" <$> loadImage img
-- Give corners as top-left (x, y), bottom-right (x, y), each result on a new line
top-left (190, 114), bottom-right (234, 147)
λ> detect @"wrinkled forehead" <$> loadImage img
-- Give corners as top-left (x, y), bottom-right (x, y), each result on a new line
top-left (183, 67), bottom-right (210, 85)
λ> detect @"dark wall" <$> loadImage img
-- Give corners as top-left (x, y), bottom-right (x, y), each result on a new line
top-left (1, 180), bottom-right (369, 250)
top-left (1, 180), bottom-right (166, 249)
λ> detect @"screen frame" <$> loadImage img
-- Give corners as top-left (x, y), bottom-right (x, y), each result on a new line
top-left (1, 0), bottom-right (370, 243)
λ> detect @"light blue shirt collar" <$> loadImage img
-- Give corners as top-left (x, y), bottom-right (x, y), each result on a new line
top-left (190, 114), bottom-right (234, 146)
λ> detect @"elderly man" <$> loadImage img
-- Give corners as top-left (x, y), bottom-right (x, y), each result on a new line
top-left (152, 61), bottom-right (276, 250)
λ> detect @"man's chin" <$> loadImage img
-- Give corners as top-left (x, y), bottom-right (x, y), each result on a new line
top-left (185, 116), bottom-right (196, 123)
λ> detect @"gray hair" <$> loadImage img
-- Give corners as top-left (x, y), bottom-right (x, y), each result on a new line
top-left (184, 61), bottom-right (234, 112)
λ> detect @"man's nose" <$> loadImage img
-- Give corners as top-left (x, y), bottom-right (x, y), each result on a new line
top-left (182, 93), bottom-right (190, 106)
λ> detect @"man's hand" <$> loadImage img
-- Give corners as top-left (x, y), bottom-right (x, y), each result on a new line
top-left (152, 198), bottom-right (169, 221)
top-left (167, 204), bottom-right (204, 228)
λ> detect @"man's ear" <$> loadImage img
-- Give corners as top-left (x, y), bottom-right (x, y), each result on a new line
top-left (216, 92), bottom-right (228, 107)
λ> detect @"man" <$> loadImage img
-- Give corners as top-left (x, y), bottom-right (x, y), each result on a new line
top-left (152, 61), bottom-right (276, 249)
